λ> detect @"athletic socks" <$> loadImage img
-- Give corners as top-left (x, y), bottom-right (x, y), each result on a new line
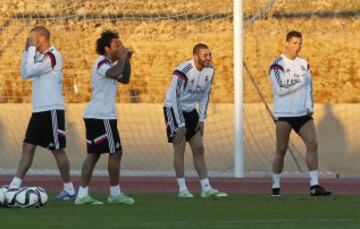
top-left (272, 173), bottom-right (281, 189)
top-left (178, 178), bottom-right (213, 192)
top-left (309, 170), bottom-right (319, 187)
top-left (9, 176), bottom-right (22, 189)
top-left (77, 186), bottom-right (89, 199)
top-left (200, 178), bottom-right (212, 191)
top-left (272, 171), bottom-right (319, 188)
top-left (110, 185), bottom-right (121, 197)
top-left (177, 178), bottom-right (189, 192)
top-left (64, 182), bottom-right (75, 195)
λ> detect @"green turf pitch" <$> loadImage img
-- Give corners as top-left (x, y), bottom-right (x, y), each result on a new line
top-left (1, 193), bottom-right (359, 229)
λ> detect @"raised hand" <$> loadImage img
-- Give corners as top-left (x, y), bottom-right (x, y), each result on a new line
top-left (25, 37), bottom-right (31, 51)
top-left (29, 32), bottom-right (39, 48)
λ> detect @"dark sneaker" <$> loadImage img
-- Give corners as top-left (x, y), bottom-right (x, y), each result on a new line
top-left (271, 188), bottom-right (281, 197)
top-left (310, 185), bottom-right (332, 196)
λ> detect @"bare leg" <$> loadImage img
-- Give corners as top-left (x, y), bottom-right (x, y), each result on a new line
top-left (298, 120), bottom-right (318, 171)
top-left (297, 119), bottom-right (332, 195)
top-left (15, 143), bottom-right (37, 179)
top-left (172, 137), bottom-right (186, 178)
top-left (188, 132), bottom-right (207, 180)
top-left (51, 149), bottom-right (72, 183)
top-left (79, 153), bottom-right (100, 187)
top-left (108, 151), bottom-right (122, 186)
top-left (273, 121), bottom-right (292, 173)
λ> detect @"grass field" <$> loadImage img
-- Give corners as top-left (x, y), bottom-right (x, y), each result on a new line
top-left (1, 193), bottom-right (360, 229)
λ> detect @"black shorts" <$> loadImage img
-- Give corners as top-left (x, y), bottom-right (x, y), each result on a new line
top-left (163, 107), bottom-right (199, 143)
top-left (276, 115), bottom-right (313, 134)
top-left (24, 110), bottom-right (66, 150)
top-left (84, 118), bottom-right (122, 154)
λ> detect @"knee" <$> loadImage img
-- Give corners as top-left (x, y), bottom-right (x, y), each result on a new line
top-left (84, 154), bottom-right (100, 164)
top-left (51, 149), bottom-right (66, 157)
top-left (173, 138), bottom-right (186, 147)
top-left (193, 145), bottom-right (205, 156)
top-left (22, 143), bottom-right (35, 154)
top-left (110, 150), bottom-right (123, 161)
top-left (115, 150), bottom-right (123, 158)
top-left (173, 141), bottom-right (186, 154)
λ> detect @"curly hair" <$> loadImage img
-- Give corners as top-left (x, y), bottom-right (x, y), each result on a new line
top-left (96, 30), bottom-right (119, 55)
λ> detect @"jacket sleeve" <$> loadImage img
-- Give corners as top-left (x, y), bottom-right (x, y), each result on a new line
top-left (166, 70), bottom-right (188, 127)
top-left (269, 63), bottom-right (309, 96)
top-left (198, 72), bottom-right (214, 122)
top-left (21, 47), bottom-right (55, 79)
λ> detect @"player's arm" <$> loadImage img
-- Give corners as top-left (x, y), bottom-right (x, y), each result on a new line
top-left (167, 70), bottom-right (187, 129)
top-left (21, 38), bottom-right (30, 78)
top-left (198, 74), bottom-right (213, 122)
top-left (306, 63), bottom-right (314, 114)
top-left (22, 35), bottom-right (55, 79)
top-left (117, 60), bottom-right (131, 84)
top-left (22, 43), bottom-right (55, 80)
top-left (21, 51), bottom-right (28, 79)
top-left (167, 70), bottom-right (188, 144)
top-left (306, 63), bottom-right (312, 81)
top-left (197, 73), bottom-right (214, 136)
top-left (105, 48), bottom-right (132, 84)
top-left (269, 64), bottom-right (309, 96)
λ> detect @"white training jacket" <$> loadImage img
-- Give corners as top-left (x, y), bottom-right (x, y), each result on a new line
top-left (269, 54), bottom-right (313, 118)
top-left (21, 46), bottom-right (64, 112)
top-left (164, 59), bottom-right (214, 127)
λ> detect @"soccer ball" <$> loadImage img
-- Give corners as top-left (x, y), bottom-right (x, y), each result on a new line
top-left (1, 186), bottom-right (48, 208)
top-left (15, 187), bottom-right (39, 208)
top-left (32, 187), bottom-right (48, 206)
top-left (0, 187), bottom-right (8, 206)
top-left (4, 188), bottom-right (19, 207)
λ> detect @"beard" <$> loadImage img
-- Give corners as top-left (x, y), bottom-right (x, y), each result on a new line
top-left (200, 60), bottom-right (211, 67)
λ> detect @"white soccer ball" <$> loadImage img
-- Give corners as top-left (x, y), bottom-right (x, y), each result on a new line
top-left (0, 187), bottom-right (8, 205)
top-left (32, 187), bottom-right (48, 206)
top-left (15, 187), bottom-right (39, 208)
top-left (5, 188), bottom-right (19, 207)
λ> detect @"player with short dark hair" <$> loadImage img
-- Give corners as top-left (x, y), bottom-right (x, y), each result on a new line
top-left (163, 43), bottom-right (228, 198)
top-left (269, 31), bottom-right (331, 197)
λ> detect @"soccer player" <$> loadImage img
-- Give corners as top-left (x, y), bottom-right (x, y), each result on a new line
top-left (74, 31), bottom-right (134, 205)
top-left (269, 31), bottom-right (331, 197)
top-left (163, 43), bottom-right (228, 198)
top-left (9, 26), bottom-right (76, 200)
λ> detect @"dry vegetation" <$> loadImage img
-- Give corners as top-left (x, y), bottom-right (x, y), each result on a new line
top-left (0, 0), bottom-right (358, 103)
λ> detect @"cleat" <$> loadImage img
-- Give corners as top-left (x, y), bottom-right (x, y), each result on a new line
top-left (54, 190), bottom-right (76, 201)
top-left (310, 185), bottom-right (332, 196)
top-left (178, 190), bottom-right (194, 198)
top-left (272, 188), bottom-right (281, 197)
top-left (75, 195), bottom-right (103, 205)
top-left (107, 193), bottom-right (135, 205)
top-left (201, 188), bottom-right (228, 198)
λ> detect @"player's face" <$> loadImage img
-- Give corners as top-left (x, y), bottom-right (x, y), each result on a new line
top-left (30, 31), bottom-right (45, 49)
top-left (286, 37), bottom-right (302, 57)
top-left (195, 48), bottom-right (212, 67)
top-left (108, 38), bottom-right (123, 60)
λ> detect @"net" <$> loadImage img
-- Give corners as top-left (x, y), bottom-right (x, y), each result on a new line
top-left (0, 0), bottom-right (359, 176)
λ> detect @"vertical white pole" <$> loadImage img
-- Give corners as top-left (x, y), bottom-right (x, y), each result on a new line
top-left (234, 0), bottom-right (244, 177)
